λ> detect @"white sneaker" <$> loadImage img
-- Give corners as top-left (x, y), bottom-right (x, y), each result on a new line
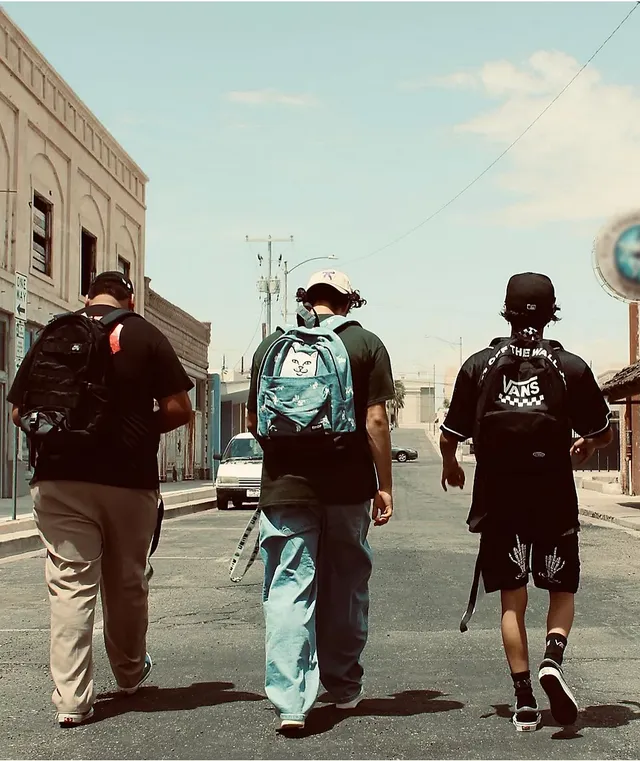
top-left (335, 688), bottom-right (364, 710)
top-left (278, 719), bottom-right (305, 732)
top-left (57, 707), bottom-right (94, 727)
top-left (119, 653), bottom-right (153, 695)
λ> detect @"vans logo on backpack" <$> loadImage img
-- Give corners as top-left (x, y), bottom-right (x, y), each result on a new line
top-left (498, 376), bottom-right (544, 408)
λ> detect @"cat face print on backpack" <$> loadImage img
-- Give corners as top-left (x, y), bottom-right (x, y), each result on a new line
top-left (280, 344), bottom-right (319, 378)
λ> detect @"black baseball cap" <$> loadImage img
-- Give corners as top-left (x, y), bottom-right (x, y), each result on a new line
top-left (505, 273), bottom-right (555, 315)
top-left (90, 270), bottom-right (134, 295)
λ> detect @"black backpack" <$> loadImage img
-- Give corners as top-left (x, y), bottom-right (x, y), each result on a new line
top-left (17, 309), bottom-right (139, 462)
top-left (473, 333), bottom-right (569, 473)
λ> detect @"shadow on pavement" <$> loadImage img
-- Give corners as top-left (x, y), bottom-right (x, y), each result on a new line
top-left (296, 689), bottom-right (465, 738)
top-left (481, 700), bottom-right (640, 740)
top-left (91, 680), bottom-right (266, 722)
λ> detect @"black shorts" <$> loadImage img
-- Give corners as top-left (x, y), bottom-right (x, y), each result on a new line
top-left (479, 530), bottom-right (580, 594)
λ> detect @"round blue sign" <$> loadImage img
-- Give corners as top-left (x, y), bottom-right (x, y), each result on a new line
top-left (615, 224), bottom-right (640, 283)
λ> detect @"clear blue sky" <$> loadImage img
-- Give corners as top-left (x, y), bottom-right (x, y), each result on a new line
top-left (6, 1), bottom-right (640, 382)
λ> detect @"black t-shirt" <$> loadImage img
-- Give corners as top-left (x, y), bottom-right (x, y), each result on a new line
top-left (8, 305), bottom-right (194, 490)
top-left (248, 315), bottom-right (394, 507)
top-left (442, 337), bottom-right (611, 536)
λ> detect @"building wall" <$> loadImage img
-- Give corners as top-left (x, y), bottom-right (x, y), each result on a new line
top-left (218, 373), bottom-right (250, 453)
top-left (396, 375), bottom-right (436, 427)
top-left (0, 10), bottom-right (147, 497)
top-left (144, 279), bottom-right (211, 481)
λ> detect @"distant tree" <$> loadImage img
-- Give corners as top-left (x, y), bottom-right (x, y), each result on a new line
top-left (390, 380), bottom-right (406, 427)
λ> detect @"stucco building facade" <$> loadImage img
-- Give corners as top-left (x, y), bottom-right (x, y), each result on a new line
top-left (396, 374), bottom-right (436, 428)
top-left (0, 9), bottom-right (147, 496)
top-left (144, 279), bottom-right (211, 481)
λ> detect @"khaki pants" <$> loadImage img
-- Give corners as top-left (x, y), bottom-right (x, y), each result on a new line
top-left (33, 480), bottom-right (158, 714)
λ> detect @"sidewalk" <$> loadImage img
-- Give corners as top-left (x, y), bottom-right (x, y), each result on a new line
top-left (576, 488), bottom-right (640, 532)
top-left (417, 424), bottom-right (640, 534)
top-left (0, 480), bottom-right (216, 558)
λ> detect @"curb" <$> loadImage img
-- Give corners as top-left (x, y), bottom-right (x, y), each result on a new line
top-left (424, 430), bottom-right (440, 454)
top-left (0, 497), bottom-right (217, 560)
top-left (574, 477), bottom-right (621, 495)
top-left (578, 505), bottom-right (640, 533)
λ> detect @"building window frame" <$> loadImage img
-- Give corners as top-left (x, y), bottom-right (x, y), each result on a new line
top-left (32, 191), bottom-right (53, 277)
top-left (80, 227), bottom-right (97, 297)
top-left (117, 255), bottom-right (130, 278)
top-left (194, 379), bottom-right (208, 411)
top-left (0, 316), bottom-right (7, 377)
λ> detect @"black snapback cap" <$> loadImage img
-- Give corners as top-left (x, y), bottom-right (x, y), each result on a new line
top-left (91, 270), bottom-right (134, 295)
top-left (505, 273), bottom-right (555, 314)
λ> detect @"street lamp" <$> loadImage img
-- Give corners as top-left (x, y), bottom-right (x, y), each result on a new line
top-left (282, 255), bottom-right (338, 322)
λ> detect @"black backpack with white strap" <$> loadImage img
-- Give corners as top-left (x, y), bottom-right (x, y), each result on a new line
top-left (473, 329), bottom-right (569, 473)
top-left (16, 308), bottom-right (139, 463)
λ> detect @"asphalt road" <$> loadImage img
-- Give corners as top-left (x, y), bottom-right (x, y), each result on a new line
top-left (1, 429), bottom-right (640, 759)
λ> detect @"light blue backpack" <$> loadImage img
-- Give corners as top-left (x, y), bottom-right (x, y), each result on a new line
top-left (256, 315), bottom-right (358, 439)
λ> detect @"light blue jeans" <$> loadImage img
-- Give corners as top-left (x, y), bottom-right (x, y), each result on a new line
top-left (259, 501), bottom-right (373, 721)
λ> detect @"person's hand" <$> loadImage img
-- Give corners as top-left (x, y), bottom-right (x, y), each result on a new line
top-left (441, 459), bottom-right (465, 491)
top-left (372, 490), bottom-right (393, 526)
top-left (570, 437), bottom-right (597, 466)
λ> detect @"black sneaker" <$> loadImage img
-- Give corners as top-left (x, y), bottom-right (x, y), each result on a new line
top-left (512, 703), bottom-right (541, 732)
top-left (538, 658), bottom-right (578, 726)
top-left (119, 653), bottom-right (153, 695)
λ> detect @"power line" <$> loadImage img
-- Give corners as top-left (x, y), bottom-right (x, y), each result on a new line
top-left (233, 305), bottom-right (265, 371)
top-left (348, 1), bottom-right (640, 266)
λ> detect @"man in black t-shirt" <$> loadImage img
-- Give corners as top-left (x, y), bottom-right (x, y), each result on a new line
top-left (247, 270), bottom-right (394, 732)
top-left (8, 271), bottom-right (193, 726)
top-left (440, 273), bottom-right (612, 733)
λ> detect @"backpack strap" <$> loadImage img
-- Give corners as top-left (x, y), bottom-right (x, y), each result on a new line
top-left (229, 507), bottom-right (261, 583)
top-left (479, 338), bottom-right (512, 386)
top-left (321, 315), bottom-right (361, 333)
top-left (296, 302), bottom-right (320, 328)
top-left (460, 549), bottom-right (483, 633)
top-left (99, 309), bottom-right (141, 328)
top-left (144, 495), bottom-right (165, 582)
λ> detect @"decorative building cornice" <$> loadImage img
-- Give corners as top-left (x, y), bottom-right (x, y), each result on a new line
top-left (143, 278), bottom-right (211, 371)
top-left (0, 7), bottom-right (148, 206)
top-left (144, 279), bottom-right (210, 345)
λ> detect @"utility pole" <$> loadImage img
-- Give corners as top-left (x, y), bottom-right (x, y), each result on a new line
top-left (246, 235), bottom-right (293, 334)
top-left (283, 261), bottom-right (289, 324)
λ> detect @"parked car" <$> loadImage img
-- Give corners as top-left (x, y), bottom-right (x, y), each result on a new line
top-left (392, 445), bottom-right (418, 463)
top-left (213, 432), bottom-right (263, 510)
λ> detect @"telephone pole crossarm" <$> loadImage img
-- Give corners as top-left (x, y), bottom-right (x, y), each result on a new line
top-left (246, 235), bottom-right (294, 335)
